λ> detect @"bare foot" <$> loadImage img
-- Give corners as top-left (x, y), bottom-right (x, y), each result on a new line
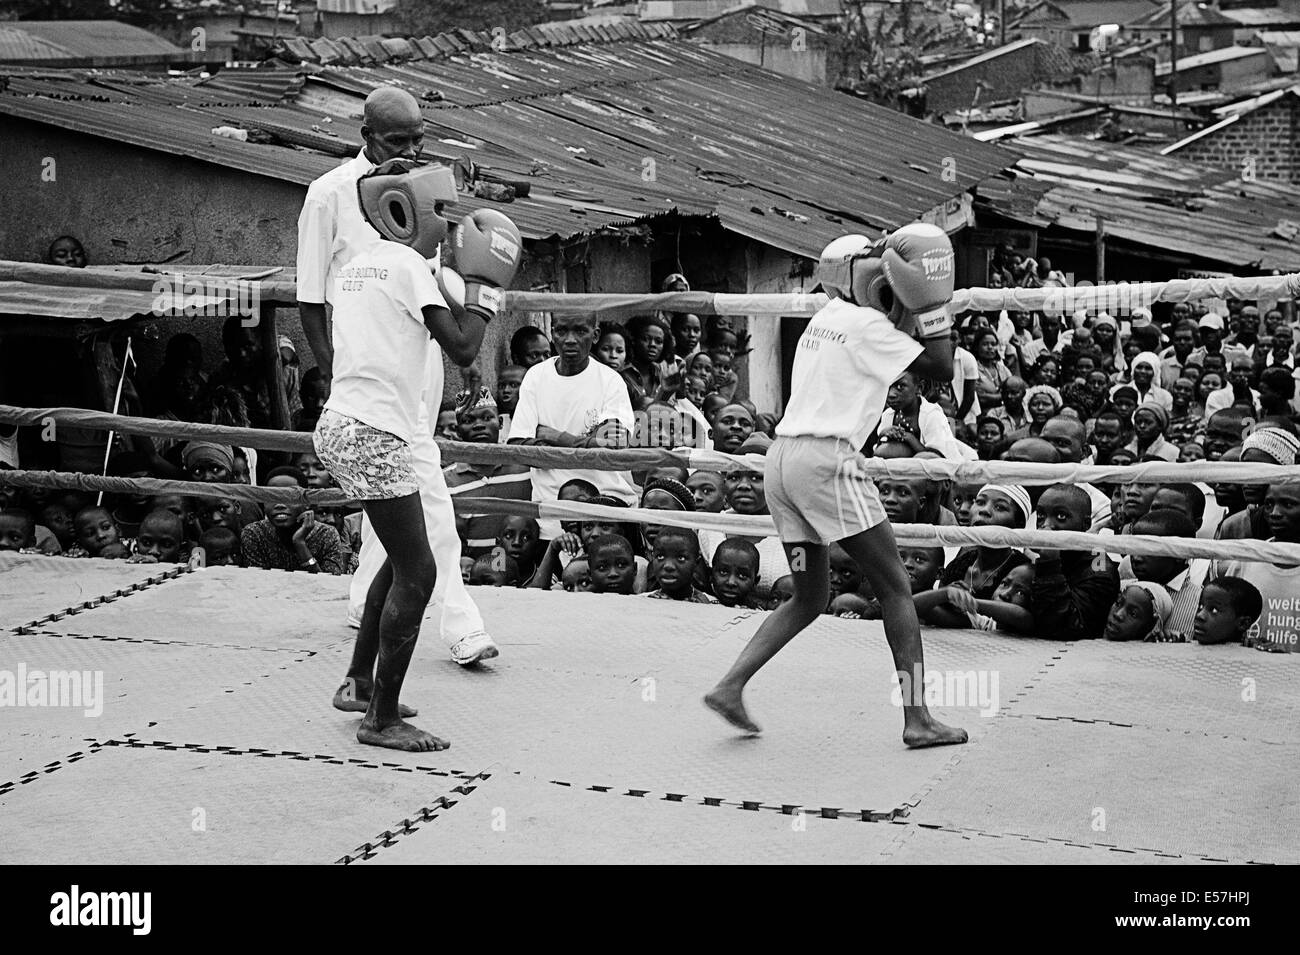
top-left (704, 687), bottom-right (761, 734)
top-left (903, 713), bottom-right (968, 749)
top-left (357, 718), bottom-right (449, 752)
top-left (333, 680), bottom-right (417, 718)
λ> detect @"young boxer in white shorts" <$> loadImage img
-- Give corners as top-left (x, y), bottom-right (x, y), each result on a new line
top-left (314, 159), bottom-right (521, 752)
top-left (705, 225), bottom-right (969, 748)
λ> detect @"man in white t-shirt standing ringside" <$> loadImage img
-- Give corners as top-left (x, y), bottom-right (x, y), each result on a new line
top-left (313, 160), bottom-right (521, 751)
top-left (296, 86), bottom-right (500, 667)
top-left (507, 312), bottom-right (637, 540)
top-left (704, 226), bottom-right (968, 750)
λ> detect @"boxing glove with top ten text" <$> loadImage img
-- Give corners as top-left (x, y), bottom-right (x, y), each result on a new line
top-left (879, 223), bottom-right (955, 339)
top-left (454, 209), bottom-right (523, 322)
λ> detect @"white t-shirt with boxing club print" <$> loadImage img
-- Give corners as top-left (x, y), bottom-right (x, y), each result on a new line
top-left (325, 240), bottom-right (446, 444)
top-left (777, 298), bottom-right (924, 450)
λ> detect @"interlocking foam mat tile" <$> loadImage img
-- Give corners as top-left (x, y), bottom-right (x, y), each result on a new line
top-left (0, 745), bottom-right (465, 864)
top-left (1004, 639), bottom-right (1300, 743)
top-left (881, 824), bottom-right (1229, 865)
top-left (0, 553), bottom-right (178, 630)
top-left (0, 632), bottom-right (311, 785)
top-left (903, 716), bottom-right (1300, 863)
top-left (35, 564), bottom-right (353, 650)
top-left (361, 771), bottom-right (903, 865)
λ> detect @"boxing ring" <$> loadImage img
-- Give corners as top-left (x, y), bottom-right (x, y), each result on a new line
top-left (2, 553), bottom-right (1297, 864)
top-left (2, 274), bottom-right (1300, 864)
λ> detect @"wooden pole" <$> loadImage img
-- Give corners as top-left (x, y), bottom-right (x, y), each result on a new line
top-left (259, 303), bottom-right (291, 433)
top-left (1095, 214), bottom-right (1106, 284)
top-left (1169, 0), bottom-right (1179, 122)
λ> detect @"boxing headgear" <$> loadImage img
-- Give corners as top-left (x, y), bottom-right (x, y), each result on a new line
top-left (815, 234), bottom-right (893, 313)
top-left (357, 159), bottom-right (458, 259)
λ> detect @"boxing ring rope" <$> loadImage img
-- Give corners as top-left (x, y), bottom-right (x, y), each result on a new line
top-left (3, 468), bottom-right (1299, 565)
top-left (5, 406), bottom-right (1300, 486)
top-left (500, 273), bottom-right (1300, 317)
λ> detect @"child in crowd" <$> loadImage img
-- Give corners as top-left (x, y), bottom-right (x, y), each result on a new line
top-left (495, 365), bottom-right (526, 434)
top-left (561, 558), bottom-right (592, 593)
top-left (827, 543), bottom-right (865, 610)
top-left (0, 509), bottom-right (38, 553)
top-left (292, 450), bottom-right (334, 489)
top-left (198, 526), bottom-right (240, 567)
top-left (644, 527), bottom-right (716, 602)
top-left (128, 508), bottom-right (187, 564)
top-left (38, 503), bottom-right (77, 552)
top-left (687, 353), bottom-right (715, 392)
top-left (768, 575), bottom-right (795, 608)
top-left (639, 477), bottom-right (695, 552)
top-left (940, 484), bottom-right (1032, 598)
top-left (239, 466), bottom-right (344, 574)
top-left (1103, 581), bottom-right (1175, 642)
top-left (460, 556), bottom-right (475, 583)
top-left (470, 548), bottom-right (521, 587)
top-left (711, 538), bottom-right (761, 609)
top-left (292, 368), bottom-right (327, 433)
top-left (212, 497), bottom-right (256, 538)
top-left (686, 470), bottom-right (726, 513)
top-left (586, 535), bottom-right (638, 595)
top-left (1120, 511), bottom-right (1203, 642)
top-left (1028, 483), bottom-right (1119, 640)
top-left (69, 506), bottom-right (129, 559)
top-left (914, 562), bottom-right (1036, 634)
top-left (877, 477), bottom-right (930, 526)
top-left (435, 400), bottom-right (459, 441)
top-left (1216, 480), bottom-right (1300, 652)
top-left (949, 484), bottom-right (980, 527)
top-left (1195, 576), bottom-right (1263, 646)
top-left (593, 323), bottom-right (631, 373)
top-left (495, 515), bottom-right (540, 584)
top-left (900, 547), bottom-right (945, 594)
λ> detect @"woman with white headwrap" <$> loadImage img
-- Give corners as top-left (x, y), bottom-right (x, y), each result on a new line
top-left (1215, 427), bottom-right (1300, 541)
top-left (1110, 351), bottom-right (1172, 413)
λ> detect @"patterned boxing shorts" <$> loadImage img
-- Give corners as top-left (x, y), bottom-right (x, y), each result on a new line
top-left (313, 409), bottom-right (419, 501)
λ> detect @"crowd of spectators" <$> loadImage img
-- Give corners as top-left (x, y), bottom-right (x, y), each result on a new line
top-left (2, 265), bottom-right (1295, 651)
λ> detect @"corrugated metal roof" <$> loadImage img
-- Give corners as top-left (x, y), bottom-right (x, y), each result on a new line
top-left (2, 20), bottom-right (186, 58)
top-left (1130, 1), bottom-right (1238, 29)
top-left (924, 38), bottom-right (1043, 82)
top-left (981, 135), bottom-right (1300, 270)
top-left (1156, 45), bottom-right (1268, 75)
top-left (1222, 7), bottom-right (1300, 27)
top-left (0, 27), bottom-right (75, 62)
top-left (0, 35), bottom-right (1018, 255)
top-left (639, 0), bottom-right (845, 21)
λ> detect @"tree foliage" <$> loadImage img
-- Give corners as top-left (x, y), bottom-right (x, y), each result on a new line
top-left (394, 0), bottom-right (548, 37)
top-left (832, 1), bottom-right (943, 116)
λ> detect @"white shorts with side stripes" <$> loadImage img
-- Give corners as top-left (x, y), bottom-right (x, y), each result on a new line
top-left (764, 435), bottom-right (887, 545)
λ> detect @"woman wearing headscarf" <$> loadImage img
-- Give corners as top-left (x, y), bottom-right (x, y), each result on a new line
top-left (1006, 384), bottom-right (1062, 442)
top-left (1110, 351), bottom-right (1172, 414)
top-left (1125, 401), bottom-right (1179, 462)
top-left (1216, 427), bottom-right (1300, 540)
top-left (973, 327), bottom-right (1013, 412)
top-left (1091, 313), bottom-right (1126, 379)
